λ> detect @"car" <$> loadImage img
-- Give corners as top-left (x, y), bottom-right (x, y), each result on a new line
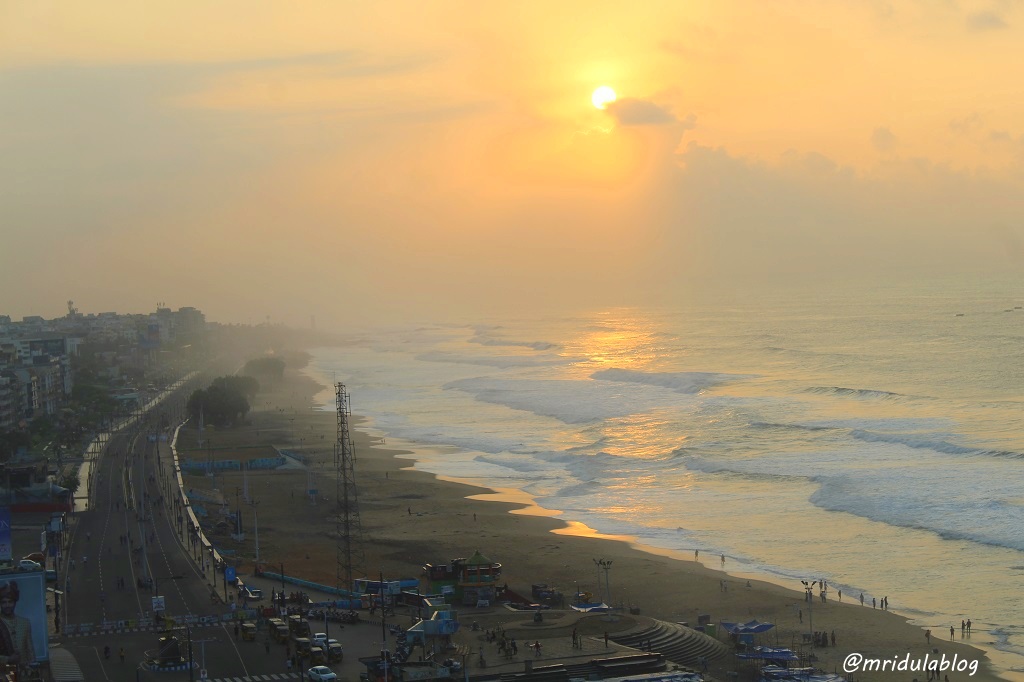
top-left (243, 586), bottom-right (263, 600)
top-left (306, 666), bottom-right (338, 681)
top-left (18, 559), bottom-right (41, 571)
top-left (45, 569), bottom-right (58, 582)
top-left (312, 632), bottom-right (328, 646)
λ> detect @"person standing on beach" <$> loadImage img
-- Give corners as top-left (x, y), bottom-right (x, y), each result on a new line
top-left (860, 593), bottom-right (864, 606)
top-left (721, 554), bottom-right (725, 565)
top-left (967, 619), bottom-right (972, 634)
top-left (838, 589), bottom-right (842, 602)
top-left (695, 550), bottom-right (699, 561)
top-left (950, 625), bottom-right (955, 640)
top-left (872, 597), bottom-right (876, 609)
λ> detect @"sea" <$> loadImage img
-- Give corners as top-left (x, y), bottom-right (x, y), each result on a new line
top-left (305, 278), bottom-right (1024, 678)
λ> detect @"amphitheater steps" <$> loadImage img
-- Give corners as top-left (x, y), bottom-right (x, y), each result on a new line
top-left (609, 620), bottom-right (729, 668)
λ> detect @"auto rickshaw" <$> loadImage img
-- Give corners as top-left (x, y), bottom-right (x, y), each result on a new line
top-left (310, 644), bottom-right (326, 665)
top-left (241, 622), bottom-right (257, 641)
top-left (293, 637), bottom-right (312, 657)
top-left (328, 642), bottom-right (344, 663)
top-left (271, 620), bottom-right (290, 644)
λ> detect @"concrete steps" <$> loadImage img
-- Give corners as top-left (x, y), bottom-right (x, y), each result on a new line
top-left (609, 620), bottom-right (729, 668)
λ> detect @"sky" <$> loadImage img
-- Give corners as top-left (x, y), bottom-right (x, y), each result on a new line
top-left (2, 1), bottom-right (1024, 329)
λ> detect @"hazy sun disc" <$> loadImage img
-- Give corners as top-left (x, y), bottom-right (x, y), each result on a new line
top-left (592, 86), bottom-right (617, 109)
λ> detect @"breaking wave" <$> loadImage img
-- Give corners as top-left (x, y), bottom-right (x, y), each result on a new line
top-left (591, 368), bottom-right (749, 393)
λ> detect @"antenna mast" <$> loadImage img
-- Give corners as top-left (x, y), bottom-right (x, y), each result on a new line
top-left (335, 383), bottom-right (364, 594)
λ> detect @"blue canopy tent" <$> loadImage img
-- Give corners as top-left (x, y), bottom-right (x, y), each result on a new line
top-left (720, 620), bottom-right (776, 648)
top-left (720, 620), bottom-right (776, 635)
top-left (735, 647), bottom-right (799, 662)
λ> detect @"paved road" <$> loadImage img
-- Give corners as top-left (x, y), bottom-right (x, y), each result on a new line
top-left (57, 409), bottom-right (324, 682)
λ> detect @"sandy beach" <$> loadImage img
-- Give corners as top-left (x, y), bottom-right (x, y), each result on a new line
top-left (177, 361), bottom-right (1003, 682)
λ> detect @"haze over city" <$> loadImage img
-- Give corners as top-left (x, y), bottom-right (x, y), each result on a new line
top-left (3, 2), bottom-right (1024, 328)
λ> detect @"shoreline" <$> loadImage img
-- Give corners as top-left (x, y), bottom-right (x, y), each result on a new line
top-left (194, 359), bottom-right (1008, 682)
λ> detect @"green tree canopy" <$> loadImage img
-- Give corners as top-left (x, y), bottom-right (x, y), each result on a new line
top-left (187, 376), bottom-right (252, 426)
top-left (211, 375), bottom-right (260, 400)
top-left (242, 356), bottom-right (286, 382)
top-left (59, 472), bottom-right (81, 495)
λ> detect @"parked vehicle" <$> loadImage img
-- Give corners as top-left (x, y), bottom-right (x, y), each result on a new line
top-left (293, 637), bottom-right (312, 657)
top-left (270, 619), bottom-right (290, 644)
top-left (309, 645), bottom-right (326, 665)
top-left (307, 666), bottom-right (338, 681)
top-left (241, 622), bottom-right (257, 641)
top-left (288, 615), bottom-right (311, 637)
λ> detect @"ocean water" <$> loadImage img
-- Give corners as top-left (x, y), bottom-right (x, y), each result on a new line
top-left (307, 280), bottom-right (1024, 676)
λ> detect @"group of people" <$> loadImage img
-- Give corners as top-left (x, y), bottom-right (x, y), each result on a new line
top-left (856, 592), bottom-right (888, 610)
top-left (812, 630), bottom-right (836, 647)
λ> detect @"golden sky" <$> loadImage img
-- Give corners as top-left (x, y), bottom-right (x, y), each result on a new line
top-left (2, 1), bottom-right (1023, 326)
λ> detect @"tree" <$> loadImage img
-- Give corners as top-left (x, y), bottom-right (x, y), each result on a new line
top-left (211, 375), bottom-right (260, 400)
top-left (59, 472), bottom-right (81, 495)
top-left (187, 376), bottom-right (252, 426)
top-left (242, 357), bottom-right (286, 382)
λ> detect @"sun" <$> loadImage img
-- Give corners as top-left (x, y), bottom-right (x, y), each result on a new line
top-left (592, 86), bottom-right (617, 110)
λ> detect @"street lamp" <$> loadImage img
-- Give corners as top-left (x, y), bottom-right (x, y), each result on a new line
top-left (800, 580), bottom-right (817, 642)
top-left (593, 558), bottom-right (613, 606)
top-left (253, 503), bottom-right (261, 563)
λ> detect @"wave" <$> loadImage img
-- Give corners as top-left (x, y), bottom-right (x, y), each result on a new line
top-left (550, 481), bottom-right (605, 498)
top-left (680, 456), bottom-right (810, 483)
top-left (764, 346), bottom-right (856, 358)
top-left (751, 421), bottom-right (837, 433)
top-left (805, 386), bottom-right (911, 400)
top-left (468, 331), bottom-right (558, 351)
top-left (591, 368), bottom-right (750, 393)
top-left (809, 478), bottom-right (1024, 553)
top-left (416, 350), bottom-right (576, 369)
top-left (849, 429), bottom-right (1024, 459)
top-left (475, 454), bottom-right (554, 473)
top-left (443, 375), bottom-right (720, 425)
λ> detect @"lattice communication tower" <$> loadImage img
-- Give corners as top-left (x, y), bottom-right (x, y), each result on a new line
top-left (335, 383), bottom-right (364, 592)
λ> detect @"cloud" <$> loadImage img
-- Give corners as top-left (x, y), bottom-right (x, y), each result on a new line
top-left (638, 138), bottom-right (1024, 299)
top-left (966, 11), bottom-right (1008, 31)
top-left (871, 127), bottom-right (898, 152)
top-left (949, 113), bottom-right (984, 135)
top-left (605, 98), bottom-right (681, 126)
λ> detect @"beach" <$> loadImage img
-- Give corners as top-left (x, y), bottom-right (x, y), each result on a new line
top-left (179, 361), bottom-right (1003, 682)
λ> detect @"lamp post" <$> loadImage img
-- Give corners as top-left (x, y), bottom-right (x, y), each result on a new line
top-left (593, 558), bottom-right (613, 606)
top-left (800, 580), bottom-right (817, 642)
top-left (253, 504), bottom-right (260, 563)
